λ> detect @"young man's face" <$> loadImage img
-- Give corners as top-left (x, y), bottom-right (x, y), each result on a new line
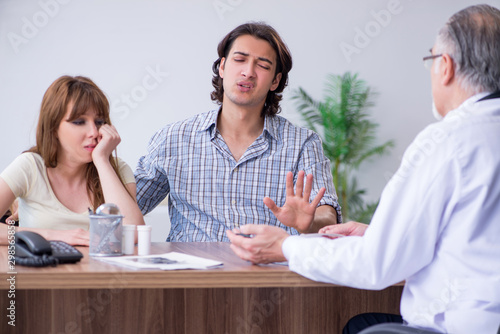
top-left (219, 34), bottom-right (282, 112)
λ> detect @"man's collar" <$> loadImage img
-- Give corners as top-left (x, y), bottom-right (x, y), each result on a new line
top-left (478, 91), bottom-right (500, 102)
top-left (197, 109), bottom-right (280, 142)
top-left (262, 115), bottom-right (279, 141)
top-left (456, 92), bottom-right (492, 111)
top-left (196, 110), bottom-right (219, 137)
top-left (445, 91), bottom-right (498, 120)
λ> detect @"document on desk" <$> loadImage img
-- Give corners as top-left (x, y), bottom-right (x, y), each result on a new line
top-left (299, 233), bottom-right (345, 239)
top-left (97, 252), bottom-right (223, 270)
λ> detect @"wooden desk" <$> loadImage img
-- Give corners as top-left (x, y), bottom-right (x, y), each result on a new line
top-left (1, 243), bottom-right (403, 334)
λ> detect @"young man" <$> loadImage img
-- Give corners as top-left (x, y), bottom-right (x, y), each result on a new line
top-left (135, 23), bottom-right (341, 242)
top-left (228, 5), bottom-right (500, 334)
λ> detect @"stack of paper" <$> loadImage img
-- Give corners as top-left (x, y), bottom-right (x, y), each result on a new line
top-left (97, 252), bottom-right (223, 270)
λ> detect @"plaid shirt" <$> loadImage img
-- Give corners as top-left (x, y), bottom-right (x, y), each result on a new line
top-left (135, 110), bottom-right (341, 241)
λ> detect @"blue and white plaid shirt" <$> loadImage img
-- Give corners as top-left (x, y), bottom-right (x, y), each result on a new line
top-left (135, 110), bottom-right (341, 242)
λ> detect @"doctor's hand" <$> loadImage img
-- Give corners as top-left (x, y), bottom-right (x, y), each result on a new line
top-left (263, 171), bottom-right (325, 234)
top-left (319, 221), bottom-right (368, 237)
top-left (227, 225), bottom-right (289, 264)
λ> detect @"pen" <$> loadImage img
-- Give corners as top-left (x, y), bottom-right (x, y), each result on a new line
top-left (236, 233), bottom-right (254, 238)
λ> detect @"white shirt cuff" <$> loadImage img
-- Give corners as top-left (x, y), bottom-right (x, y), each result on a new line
top-left (282, 235), bottom-right (300, 261)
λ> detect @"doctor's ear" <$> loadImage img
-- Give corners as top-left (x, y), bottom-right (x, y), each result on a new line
top-left (438, 54), bottom-right (455, 86)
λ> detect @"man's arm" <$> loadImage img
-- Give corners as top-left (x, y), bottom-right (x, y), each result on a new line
top-left (227, 225), bottom-right (289, 264)
top-left (319, 221), bottom-right (368, 236)
top-left (308, 205), bottom-right (337, 233)
top-left (227, 221), bottom-right (368, 264)
top-left (134, 129), bottom-right (171, 215)
top-left (263, 170), bottom-right (338, 234)
top-left (297, 133), bottom-right (342, 224)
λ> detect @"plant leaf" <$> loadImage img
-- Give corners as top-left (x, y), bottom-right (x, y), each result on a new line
top-left (293, 72), bottom-right (394, 222)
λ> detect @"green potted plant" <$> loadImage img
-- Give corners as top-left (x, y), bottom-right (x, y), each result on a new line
top-left (292, 72), bottom-right (394, 223)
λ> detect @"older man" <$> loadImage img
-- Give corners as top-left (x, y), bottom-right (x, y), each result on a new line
top-left (228, 5), bottom-right (500, 333)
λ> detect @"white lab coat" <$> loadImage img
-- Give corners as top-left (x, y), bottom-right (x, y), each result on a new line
top-left (282, 93), bottom-right (500, 333)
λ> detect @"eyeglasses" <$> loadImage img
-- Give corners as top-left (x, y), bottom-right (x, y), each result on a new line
top-left (423, 51), bottom-right (443, 70)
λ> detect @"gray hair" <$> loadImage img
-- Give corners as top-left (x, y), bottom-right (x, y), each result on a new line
top-left (434, 4), bottom-right (500, 94)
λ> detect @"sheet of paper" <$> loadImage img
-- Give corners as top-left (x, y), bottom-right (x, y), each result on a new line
top-left (96, 252), bottom-right (223, 270)
top-left (299, 233), bottom-right (345, 239)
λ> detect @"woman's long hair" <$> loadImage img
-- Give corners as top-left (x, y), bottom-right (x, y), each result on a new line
top-left (29, 75), bottom-right (126, 209)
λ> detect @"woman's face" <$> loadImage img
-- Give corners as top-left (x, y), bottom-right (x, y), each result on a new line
top-left (56, 102), bottom-right (105, 166)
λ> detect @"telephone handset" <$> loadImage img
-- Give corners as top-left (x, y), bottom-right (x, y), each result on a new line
top-left (15, 231), bottom-right (83, 267)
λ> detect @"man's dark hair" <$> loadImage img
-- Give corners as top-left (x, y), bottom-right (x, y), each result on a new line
top-left (211, 22), bottom-right (293, 117)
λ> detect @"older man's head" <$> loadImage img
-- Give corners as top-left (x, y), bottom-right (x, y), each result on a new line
top-left (429, 4), bottom-right (500, 117)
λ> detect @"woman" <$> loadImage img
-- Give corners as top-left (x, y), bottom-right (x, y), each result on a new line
top-left (0, 75), bottom-right (144, 245)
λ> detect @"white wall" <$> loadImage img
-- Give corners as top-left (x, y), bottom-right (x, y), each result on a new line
top-left (1, 0), bottom-right (499, 240)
